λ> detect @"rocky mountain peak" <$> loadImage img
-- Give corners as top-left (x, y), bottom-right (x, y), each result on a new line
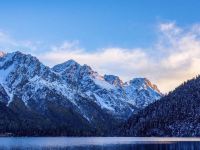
top-left (104, 75), bottom-right (123, 87)
top-left (2, 51), bottom-right (41, 66)
top-left (127, 78), bottom-right (161, 93)
top-left (79, 64), bottom-right (98, 78)
top-left (52, 59), bottom-right (81, 73)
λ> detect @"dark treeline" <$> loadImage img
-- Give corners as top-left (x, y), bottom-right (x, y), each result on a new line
top-left (0, 100), bottom-right (121, 136)
top-left (121, 75), bottom-right (200, 136)
top-left (3, 74), bottom-right (200, 137)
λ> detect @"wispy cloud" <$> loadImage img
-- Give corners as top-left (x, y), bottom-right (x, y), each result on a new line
top-left (1, 22), bottom-right (200, 93)
top-left (0, 30), bottom-right (40, 52)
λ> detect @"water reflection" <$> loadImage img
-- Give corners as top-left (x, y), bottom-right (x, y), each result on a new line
top-left (0, 137), bottom-right (200, 150)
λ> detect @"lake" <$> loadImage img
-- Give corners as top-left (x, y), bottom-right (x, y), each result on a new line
top-left (0, 137), bottom-right (200, 150)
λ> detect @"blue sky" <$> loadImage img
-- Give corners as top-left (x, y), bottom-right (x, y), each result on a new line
top-left (0, 0), bottom-right (200, 50)
top-left (1, 0), bottom-right (200, 92)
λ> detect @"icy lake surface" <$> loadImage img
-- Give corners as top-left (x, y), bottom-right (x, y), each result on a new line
top-left (0, 137), bottom-right (200, 149)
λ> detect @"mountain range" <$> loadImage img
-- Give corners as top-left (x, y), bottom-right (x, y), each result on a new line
top-left (0, 51), bottom-right (161, 136)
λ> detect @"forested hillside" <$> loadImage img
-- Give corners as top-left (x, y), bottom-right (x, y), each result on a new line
top-left (122, 76), bottom-right (200, 136)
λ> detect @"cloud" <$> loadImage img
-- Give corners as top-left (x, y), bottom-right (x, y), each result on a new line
top-left (0, 30), bottom-right (40, 52)
top-left (39, 44), bottom-right (149, 79)
top-left (2, 22), bottom-right (200, 93)
top-left (37, 22), bottom-right (200, 93)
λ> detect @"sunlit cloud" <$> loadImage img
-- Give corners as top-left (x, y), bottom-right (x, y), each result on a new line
top-left (1, 22), bottom-right (200, 93)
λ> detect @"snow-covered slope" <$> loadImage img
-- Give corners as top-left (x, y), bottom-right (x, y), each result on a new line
top-left (0, 51), bottom-right (162, 128)
top-left (124, 78), bottom-right (162, 108)
top-left (53, 58), bottom-right (162, 119)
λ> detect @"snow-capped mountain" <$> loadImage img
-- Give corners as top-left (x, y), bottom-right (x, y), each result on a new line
top-left (123, 78), bottom-right (161, 108)
top-left (0, 51), bottom-right (162, 135)
top-left (52, 59), bottom-right (161, 118)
